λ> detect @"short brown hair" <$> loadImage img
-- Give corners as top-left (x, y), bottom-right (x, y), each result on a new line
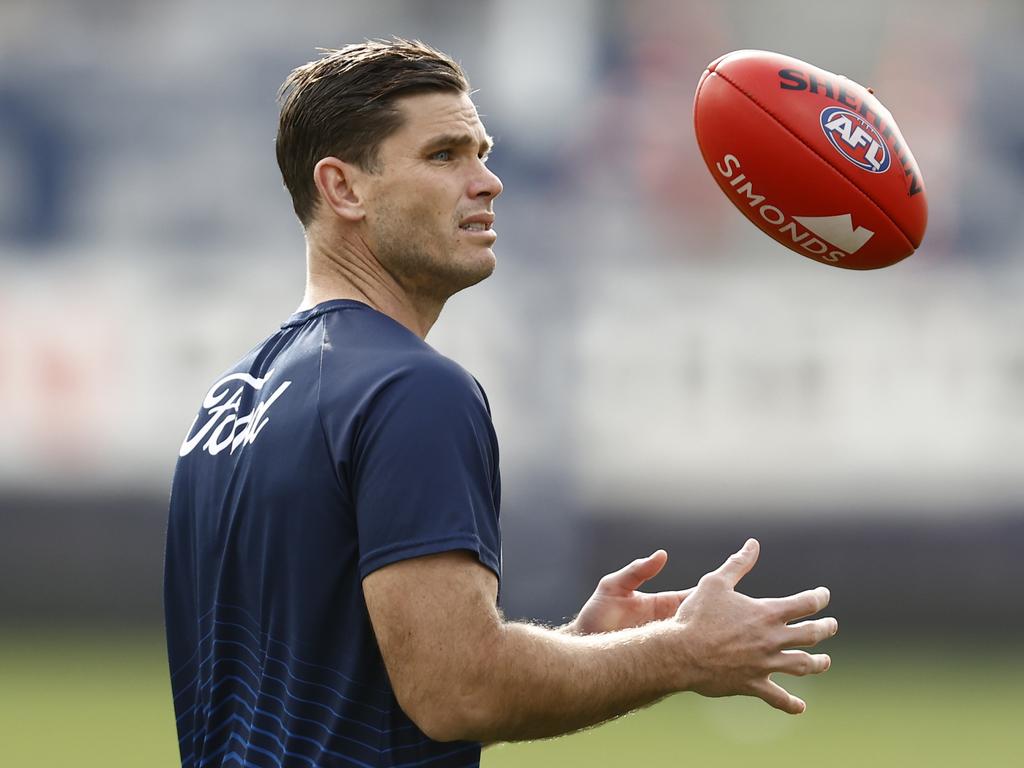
top-left (275, 39), bottom-right (469, 225)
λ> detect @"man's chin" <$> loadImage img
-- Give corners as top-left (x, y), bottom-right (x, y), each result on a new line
top-left (447, 251), bottom-right (495, 295)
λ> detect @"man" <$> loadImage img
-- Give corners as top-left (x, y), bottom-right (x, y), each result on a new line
top-left (164, 39), bottom-right (837, 768)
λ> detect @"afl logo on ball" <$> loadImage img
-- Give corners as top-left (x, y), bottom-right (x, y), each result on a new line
top-left (820, 106), bottom-right (890, 174)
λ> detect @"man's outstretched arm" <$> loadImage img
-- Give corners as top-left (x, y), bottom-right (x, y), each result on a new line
top-left (361, 539), bottom-right (836, 744)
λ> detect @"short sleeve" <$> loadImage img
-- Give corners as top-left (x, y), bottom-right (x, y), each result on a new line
top-left (349, 358), bottom-right (501, 581)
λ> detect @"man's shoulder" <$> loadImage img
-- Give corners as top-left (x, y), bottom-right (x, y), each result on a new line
top-left (322, 335), bottom-right (482, 404)
top-left (315, 308), bottom-right (486, 410)
top-left (389, 349), bottom-right (484, 402)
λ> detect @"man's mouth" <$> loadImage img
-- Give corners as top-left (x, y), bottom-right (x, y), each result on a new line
top-left (459, 213), bottom-right (495, 232)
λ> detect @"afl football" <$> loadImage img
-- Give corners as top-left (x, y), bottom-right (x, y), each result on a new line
top-left (693, 50), bottom-right (927, 269)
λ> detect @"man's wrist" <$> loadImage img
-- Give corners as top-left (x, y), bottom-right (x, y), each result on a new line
top-left (664, 621), bottom-right (702, 694)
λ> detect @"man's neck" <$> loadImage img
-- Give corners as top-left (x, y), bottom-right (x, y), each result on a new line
top-left (299, 233), bottom-right (443, 340)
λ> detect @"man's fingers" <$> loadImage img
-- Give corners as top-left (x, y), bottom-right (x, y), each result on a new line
top-left (601, 550), bottom-right (668, 593)
top-left (774, 650), bottom-right (832, 676)
top-left (750, 678), bottom-right (806, 715)
top-left (708, 538), bottom-right (759, 589)
top-left (783, 617), bottom-right (839, 648)
top-left (765, 586), bottom-right (831, 622)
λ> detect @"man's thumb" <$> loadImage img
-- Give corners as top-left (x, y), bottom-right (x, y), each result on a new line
top-left (616, 549), bottom-right (668, 591)
top-left (711, 538), bottom-right (759, 588)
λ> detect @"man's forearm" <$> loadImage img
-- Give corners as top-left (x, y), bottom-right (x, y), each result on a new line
top-left (556, 617), bottom-right (580, 635)
top-left (465, 618), bottom-right (684, 743)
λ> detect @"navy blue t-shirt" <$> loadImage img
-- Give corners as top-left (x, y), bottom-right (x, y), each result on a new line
top-left (164, 299), bottom-right (502, 768)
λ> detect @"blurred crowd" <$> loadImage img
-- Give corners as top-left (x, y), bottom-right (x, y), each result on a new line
top-left (1, 0), bottom-right (1022, 518)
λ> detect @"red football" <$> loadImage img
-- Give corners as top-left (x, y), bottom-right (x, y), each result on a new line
top-left (693, 50), bottom-right (927, 270)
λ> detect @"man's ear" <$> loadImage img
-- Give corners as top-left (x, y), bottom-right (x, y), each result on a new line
top-left (312, 157), bottom-right (366, 222)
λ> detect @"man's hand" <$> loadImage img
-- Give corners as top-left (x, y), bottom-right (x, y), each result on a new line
top-left (567, 550), bottom-right (692, 635)
top-left (672, 538), bottom-right (837, 714)
top-left (364, 539), bottom-right (836, 743)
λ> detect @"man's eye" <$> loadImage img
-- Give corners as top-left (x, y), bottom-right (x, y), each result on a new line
top-left (431, 150), bottom-right (452, 162)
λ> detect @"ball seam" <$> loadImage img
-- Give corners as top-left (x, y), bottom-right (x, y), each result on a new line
top-left (711, 69), bottom-right (915, 252)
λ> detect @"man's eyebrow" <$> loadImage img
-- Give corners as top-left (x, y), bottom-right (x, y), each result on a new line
top-left (421, 132), bottom-right (494, 154)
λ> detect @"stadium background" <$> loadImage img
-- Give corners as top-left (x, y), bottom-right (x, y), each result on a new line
top-left (1, 0), bottom-right (1021, 765)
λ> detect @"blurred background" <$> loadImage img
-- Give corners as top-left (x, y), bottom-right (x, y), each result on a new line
top-left (1, 0), bottom-right (1022, 765)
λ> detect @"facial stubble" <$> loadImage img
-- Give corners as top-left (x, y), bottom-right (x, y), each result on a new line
top-left (369, 196), bottom-right (495, 304)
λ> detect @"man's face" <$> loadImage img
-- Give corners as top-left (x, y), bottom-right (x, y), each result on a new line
top-left (360, 90), bottom-right (503, 302)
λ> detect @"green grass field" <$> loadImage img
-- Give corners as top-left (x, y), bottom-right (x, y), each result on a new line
top-left (2, 633), bottom-right (1018, 767)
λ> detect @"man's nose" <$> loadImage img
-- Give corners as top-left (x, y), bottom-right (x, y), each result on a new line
top-left (469, 163), bottom-right (503, 200)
